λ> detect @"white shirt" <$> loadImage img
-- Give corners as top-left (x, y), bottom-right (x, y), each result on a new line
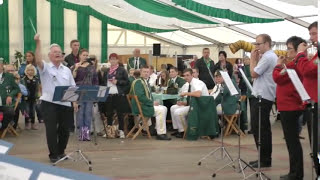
top-left (252, 50), bottom-right (277, 101)
top-left (107, 80), bottom-right (118, 94)
top-left (148, 73), bottom-right (157, 87)
top-left (181, 78), bottom-right (209, 96)
top-left (210, 84), bottom-right (222, 99)
top-left (39, 60), bottom-right (76, 107)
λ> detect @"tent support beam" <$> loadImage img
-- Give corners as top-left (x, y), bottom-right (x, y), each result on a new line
top-left (238, 0), bottom-right (310, 28)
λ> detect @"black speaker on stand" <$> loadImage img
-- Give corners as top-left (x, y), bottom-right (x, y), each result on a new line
top-left (153, 43), bottom-right (161, 71)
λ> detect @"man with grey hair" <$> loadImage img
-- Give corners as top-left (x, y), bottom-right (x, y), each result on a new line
top-left (127, 48), bottom-right (147, 71)
top-left (34, 34), bottom-right (77, 163)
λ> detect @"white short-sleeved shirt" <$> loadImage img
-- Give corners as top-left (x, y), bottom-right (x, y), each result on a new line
top-left (38, 60), bottom-right (76, 107)
top-left (181, 78), bottom-right (209, 96)
top-left (252, 50), bottom-right (277, 101)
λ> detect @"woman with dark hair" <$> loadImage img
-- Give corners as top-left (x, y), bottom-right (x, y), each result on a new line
top-left (18, 51), bottom-right (39, 77)
top-left (213, 51), bottom-right (233, 77)
top-left (103, 53), bottom-right (130, 138)
top-left (72, 49), bottom-right (99, 141)
top-left (273, 36), bottom-right (306, 180)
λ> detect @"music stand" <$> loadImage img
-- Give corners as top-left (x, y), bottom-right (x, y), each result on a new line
top-left (198, 71), bottom-right (238, 178)
top-left (52, 85), bottom-right (108, 171)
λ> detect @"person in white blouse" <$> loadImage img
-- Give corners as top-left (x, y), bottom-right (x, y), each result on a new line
top-left (170, 68), bottom-right (208, 138)
top-left (34, 34), bottom-right (77, 163)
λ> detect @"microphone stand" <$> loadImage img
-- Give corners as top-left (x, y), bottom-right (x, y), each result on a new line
top-left (245, 95), bottom-right (270, 180)
top-left (197, 84), bottom-right (235, 178)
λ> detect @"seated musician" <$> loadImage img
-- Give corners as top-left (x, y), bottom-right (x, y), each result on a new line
top-left (210, 71), bottom-right (240, 115)
top-left (130, 65), bottom-right (171, 140)
top-left (0, 61), bottom-right (20, 130)
top-left (170, 68), bottom-right (209, 138)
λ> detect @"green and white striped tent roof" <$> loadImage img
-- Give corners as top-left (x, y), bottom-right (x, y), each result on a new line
top-left (0, 0), bottom-right (318, 63)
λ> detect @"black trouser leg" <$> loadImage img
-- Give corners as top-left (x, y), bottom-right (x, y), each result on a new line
top-left (13, 105), bottom-right (20, 129)
top-left (57, 104), bottom-right (70, 155)
top-left (35, 102), bottom-right (42, 122)
top-left (0, 106), bottom-right (15, 130)
top-left (250, 98), bottom-right (273, 163)
top-left (306, 103), bottom-right (319, 175)
top-left (42, 101), bottom-right (70, 158)
top-left (280, 111), bottom-right (304, 179)
top-left (105, 96), bottom-right (115, 126)
top-left (42, 101), bottom-right (59, 158)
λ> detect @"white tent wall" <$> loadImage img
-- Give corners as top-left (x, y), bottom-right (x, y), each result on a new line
top-left (89, 16), bottom-right (102, 60)
top-left (64, 9), bottom-right (77, 56)
top-left (8, 0), bottom-right (23, 62)
top-left (37, 0), bottom-right (51, 60)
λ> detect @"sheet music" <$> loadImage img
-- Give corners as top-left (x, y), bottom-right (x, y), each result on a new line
top-left (287, 69), bottom-right (310, 101)
top-left (0, 145), bottom-right (9, 154)
top-left (97, 86), bottom-right (107, 97)
top-left (239, 68), bottom-right (253, 93)
top-left (62, 86), bottom-right (79, 102)
top-left (38, 172), bottom-right (73, 180)
top-left (220, 71), bottom-right (239, 96)
top-left (0, 162), bottom-right (33, 180)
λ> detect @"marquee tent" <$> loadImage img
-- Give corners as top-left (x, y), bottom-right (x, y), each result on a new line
top-left (0, 0), bottom-right (318, 63)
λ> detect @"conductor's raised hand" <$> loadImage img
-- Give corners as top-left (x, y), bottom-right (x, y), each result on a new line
top-left (34, 33), bottom-right (40, 41)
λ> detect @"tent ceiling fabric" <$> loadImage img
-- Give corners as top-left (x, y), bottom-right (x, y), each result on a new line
top-left (49, 0), bottom-right (316, 45)
top-left (170, 0), bottom-right (283, 23)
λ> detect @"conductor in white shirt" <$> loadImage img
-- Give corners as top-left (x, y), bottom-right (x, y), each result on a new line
top-left (34, 34), bottom-right (77, 163)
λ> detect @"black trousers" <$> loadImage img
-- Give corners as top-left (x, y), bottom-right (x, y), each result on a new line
top-left (0, 106), bottom-right (15, 130)
top-left (41, 101), bottom-right (71, 159)
top-left (280, 111), bottom-right (304, 179)
top-left (305, 103), bottom-right (319, 175)
top-left (35, 102), bottom-right (43, 122)
top-left (105, 94), bottom-right (129, 131)
top-left (250, 97), bottom-right (273, 163)
top-left (25, 99), bottom-right (36, 124)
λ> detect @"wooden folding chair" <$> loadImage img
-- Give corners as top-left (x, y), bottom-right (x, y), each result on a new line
top-left (223, 96), bottom-right (246, 137)
top-left (126, 95), bottom-right (151, 140)
top-left (0, 93), bottom-right (21, 138)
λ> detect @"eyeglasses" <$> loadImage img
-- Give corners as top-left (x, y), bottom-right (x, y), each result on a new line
top-left (287, 47), bottom-right (294, 51)
top-left (253, 42), bottom-right (265, 46)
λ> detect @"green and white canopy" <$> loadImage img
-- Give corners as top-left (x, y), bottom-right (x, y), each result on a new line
top-left (0, 0), bottom-right (317, 63)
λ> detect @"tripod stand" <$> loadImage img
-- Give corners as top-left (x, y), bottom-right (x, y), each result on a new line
top-left (245, 95), bottom-right (270, 180)
top-left (306, 101), bottom-right (316, 179)
top-left (197, 85), bottom-right (235, 178)
top-left (233, 98), bottom-right (256, 179)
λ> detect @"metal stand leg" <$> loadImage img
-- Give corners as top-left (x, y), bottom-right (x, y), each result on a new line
top-left (233, 99), bottom-right (256, 179)
top-left (245, 96), bottom-right (270, 180)
top-left (53, 126), bottom-right (93, 171)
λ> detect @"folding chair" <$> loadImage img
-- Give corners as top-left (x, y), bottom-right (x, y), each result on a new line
top-left (223, 96), bottom-right (246, 137)
top-left (0, 93), bottom-right (21, 138)
top-left (126, 95), bottom-right (151, 140)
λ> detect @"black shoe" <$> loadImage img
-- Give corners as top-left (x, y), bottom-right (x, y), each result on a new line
top-left (58, 153), bottom-right (68, 160)
top-left (49, 157), bottom-right (59, 163)
top-left (280, 174), bottom-right (289, 179)
top-left (171, 131), bottom-right (179, 136)
top-left (251, 161), bottom-right (271, 168)
top-left (175, 132), bottom-right (184, 138)
top-left (156, 134), bottom-right (171, 140)
top-left (249, 160), bottom-right (258, 165)
top-left (247, 130), bottom-right (253, 134)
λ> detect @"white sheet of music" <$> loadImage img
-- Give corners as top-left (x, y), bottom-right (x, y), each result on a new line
top-left (98, 86), bottom-right (107, 97)
top-left (220, 71), bottom-right (239, 96)
top-left (0, 145), bottom-right (9, 154)
top-left (286, 69), bottom-right (310, 101)
top-left (0, 162), bottom-right (32, 180)
top-left (62, 86), bottom-right (79, 102)
top-left (38, 172), bottom-right (72, 180)
top-left (239, 68), bottom-right (253, 93)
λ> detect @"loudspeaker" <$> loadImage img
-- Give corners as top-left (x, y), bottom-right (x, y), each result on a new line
top-left (153, 43), bottom-right (161, 56)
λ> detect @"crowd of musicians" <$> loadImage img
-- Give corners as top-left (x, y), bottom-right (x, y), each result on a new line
top-left (0, 21), bottom-right (318, 179)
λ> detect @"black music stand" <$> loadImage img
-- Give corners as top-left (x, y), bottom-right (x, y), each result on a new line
top-left (52, 85), bottom-right (108, 171)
